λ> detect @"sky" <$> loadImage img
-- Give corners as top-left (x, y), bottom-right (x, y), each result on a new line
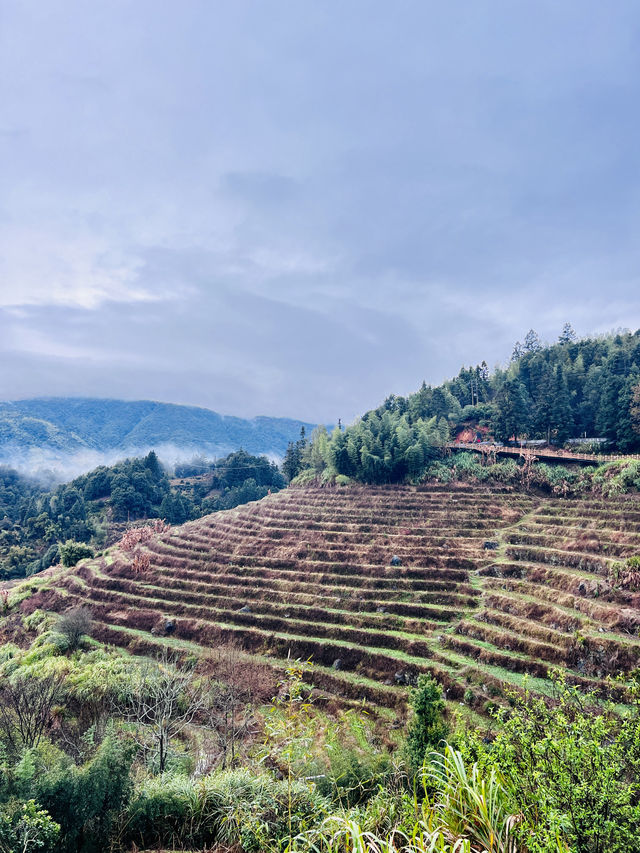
top-left (1, 1), bottom-right (640, 425)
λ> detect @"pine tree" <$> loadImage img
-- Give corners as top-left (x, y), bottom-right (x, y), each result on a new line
top-left (616, 377), bottom-right (640, 451)
top-left (281, 441), bottom-right (301, 482)
top-left (558, 322), bottom-right (577, 345)
top-left (549, 365), bottom-right (574, 443)
top-left (523, 329), bottom-right (542, 353)
top-left (631, 382), bottom-right (640, 437)
top-left (492, 379), bottom-right (531, 442)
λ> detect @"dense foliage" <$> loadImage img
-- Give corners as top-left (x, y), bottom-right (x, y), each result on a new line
top-left (294, 328), bottom-right (640, 485)
top-left (0, 616), bottom-right (638, 853)
top-left (0, 450), bottom-right (284, 580)
top-left (171, 449), bottom-right (285, 521)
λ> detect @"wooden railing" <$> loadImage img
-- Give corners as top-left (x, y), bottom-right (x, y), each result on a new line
top-left (447, 442), bottom-right (640, 464)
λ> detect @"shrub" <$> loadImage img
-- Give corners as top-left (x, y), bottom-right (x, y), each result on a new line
top-left (314, 747), bottom-right (392, 808)
top-left (122, 769), bottom-right (328, 852)
top-left (22, 609), bottom-right (49, 634)
top-left (33, 735), bottom-right (134, 853)
top-left (291, 469), bottom-right (318, 486)
top-left (488, 675), bottom-right (640, 852)
top-left (405, 675), bottom-right (449, 775)
top-left (59, 541), bottom-right (94, 568)
top-left (55, 606), bottom-right (93, 652)
top-left (0, 799), bottom-right (60, 853)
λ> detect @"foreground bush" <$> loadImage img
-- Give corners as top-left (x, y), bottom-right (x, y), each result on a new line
top-left (295, 746), bottom-right (523, 852)
top-left (14, 736), bottom-right (134, 853)
top-left (486, 677), bottom-right (640, 853)
top-left (121, 768), bottom-right (329, 851)
top-left (0, 799), bottom-right (60, 853)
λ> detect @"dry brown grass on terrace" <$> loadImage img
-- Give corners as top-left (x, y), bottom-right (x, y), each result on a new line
top-left (442, 634), bottom-right (550, 678)
top-left (479, 608), bottom-right (575, 647)
top-left (484, 581), bottom-right (640, 635)
top-left (86, 575), bottom-right (439, 635)
top-left (456, 619), bottom-right (567, 664)
top-left (506, 530), bottom-right (637, 559)
top-left (482, 590), bottom-right (582, 633)
top-left (63, 583), bottom-right (444, 654)
top-left (19, 483), bottom-right (640, 720)
top-left (142, 567), bottom-right (473, 607)
top-left (537, 506), bottom-right (640, 523)
top-left (506, 545), bottom-right (609, 574)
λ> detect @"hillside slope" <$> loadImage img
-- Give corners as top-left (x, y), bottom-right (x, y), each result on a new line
top-left (0, 398), bottom-right (316, 461)
top-left (18, 482), bottom-right (640, 716)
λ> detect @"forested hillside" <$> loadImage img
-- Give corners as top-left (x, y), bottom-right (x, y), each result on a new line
top-left (288, 327), bottom-right (640, 484)
top-left (0, 398), bottom-right (316, 461)
top-left (0, 450), bottom-right (284, 580)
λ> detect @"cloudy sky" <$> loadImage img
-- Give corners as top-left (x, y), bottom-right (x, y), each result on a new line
top-left (1, 2), bottom-right (640, 424)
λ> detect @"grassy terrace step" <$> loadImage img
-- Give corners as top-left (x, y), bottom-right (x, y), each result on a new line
top-left (71, 619), bottom-right (408, 718)
top-left (430, 644), bottom-right (579, 701)
top-left (477, 608), bottom-right (577, 645)
top-left (155, 525), bottom-right (483, 550)
top-left (480, 559), bottom-right (607, 584)
top-left (517, 514), bottom-right (640, 534)
top-left (455, 618), bottom-right (570, 664)
top-left (162, 538), bottom-right (485, 566)
top-left (437, 635), bottom-right (630, 700)
top-left (93, 566), bottom-right (463, 617)
top-left (244, 496), bottom-right (504, 510)
top-left (227, 497), bottom-right (522, 512)
top-left (127, 565), bottom-right (471, 611)
top-left (520, 521), bottom-right (640, 550)
top-left (482, 577), bottom-right (638, 628)
top-left (235, 497), bottom-right (517, 513)
top-left (481, 584), bottom-right (640, 644)
top-left (200, 524), bottom-right (487, 548)
top-left (141, 562), bottom-right (476, 599)
top-left (51, 588), bottom-right (480, 702)
top-left (504, 531), bottom-right (637, 558)
top-left (504, 544), bottom-right (616, 573)
top-left (140, 544), bottom-right (477, 584)
top-left (144, 546), bottom-right (480, 577)
top-left (528, 515), bottom-right (640, 532)
top-left (441, 633), bottom-right (557, 679)
top-left (85, 572), bottom-right (444, 636)
top-left (109, 557), bottom-right (475, 604)
top-left (479, 561), bottom-right (636, 608)
top-left (17, 484), bottom-right (638, 719)
top-left (532, 506), bottom-right (640, 524)
top-left (181, 515), bottom-right (499, 534)
top-left (62, 582), bottom-right (450, 657)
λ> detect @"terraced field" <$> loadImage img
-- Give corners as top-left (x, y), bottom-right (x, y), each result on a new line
top-left (23, 483), bottom-right (640, 718)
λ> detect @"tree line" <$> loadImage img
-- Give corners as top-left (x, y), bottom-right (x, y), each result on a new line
top-left (283, 326), bottom-right (640, 485)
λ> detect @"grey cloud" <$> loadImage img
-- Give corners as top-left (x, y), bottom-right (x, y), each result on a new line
top-left (1, 0), bottom-right (640, 424)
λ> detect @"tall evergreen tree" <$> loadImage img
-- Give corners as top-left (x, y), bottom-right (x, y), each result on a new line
top-left (523, 329), bottom-right (542, 354)
top-left (549, 365), bottom-right (574, 443)
top-left (558, 322), bottom-right (577, 345)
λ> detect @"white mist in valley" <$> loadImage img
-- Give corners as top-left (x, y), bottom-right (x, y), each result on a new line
top-left (0, 443), bottom-right (284, 484)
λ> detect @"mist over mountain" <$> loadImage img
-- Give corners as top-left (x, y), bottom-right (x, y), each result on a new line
top-left (0, 398), bottom-right (316, 479)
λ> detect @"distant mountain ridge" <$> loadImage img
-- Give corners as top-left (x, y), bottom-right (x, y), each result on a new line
top-left (0, 398), bottom-right (316, 462)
